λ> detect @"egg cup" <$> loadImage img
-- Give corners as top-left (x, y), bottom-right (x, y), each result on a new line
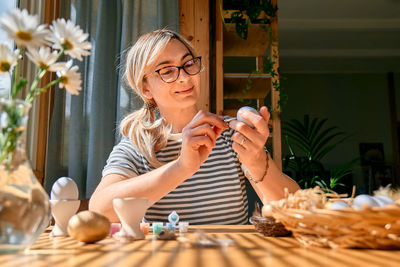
top-left (113, 198), bottom-right (149, 240)
top-left (50, 199), bottom-right (80, 237)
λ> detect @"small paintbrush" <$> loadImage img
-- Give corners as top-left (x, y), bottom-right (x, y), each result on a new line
top-left (223, 117), bottom-right (236, 123)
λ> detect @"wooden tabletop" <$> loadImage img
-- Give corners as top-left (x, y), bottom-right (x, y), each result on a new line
top-left (1, 225), bottom-right (399, 267)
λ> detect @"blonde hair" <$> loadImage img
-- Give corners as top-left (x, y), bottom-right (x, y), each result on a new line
top-left (120, 29), bottom-right (197, 167)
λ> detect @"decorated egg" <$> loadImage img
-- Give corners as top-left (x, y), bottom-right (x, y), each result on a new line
top-left (68, 210), bottom-right (110, 243)
top-left (51, 177), bottom-right (79, 200)
top-left (330, 201), bottom-right (350, 210)
top-left (237, 106), bottom-right (259, 128)
top-left (373, 195), bottom-right (394, 207)
top-left (353, 194), bottom-right (379, 210)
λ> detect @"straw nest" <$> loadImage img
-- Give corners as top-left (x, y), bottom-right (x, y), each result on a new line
top-left (249, 215), bottom-right (291, 237)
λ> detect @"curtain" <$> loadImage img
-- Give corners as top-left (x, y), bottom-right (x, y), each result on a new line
top-left (45, 0), bottom-right (179, 199)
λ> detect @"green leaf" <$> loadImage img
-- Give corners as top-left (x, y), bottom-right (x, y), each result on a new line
top-left (284, 135), bottom-right (296, 156)
top-left (283, 127), bottom-right (309, 147)
top-left (283, 123), bottom-right (312, 153)
top-left (283, 121), bottom-right (307, 140)
top-left (310, 127), bottom-right (345, 154)
top-left (309, 118), bottom-right (328, 142)
top-left (313, 134), bottom-right (348, 161)
top-left (17, 78), bottom-right (28, 88)
top-left (310, 126), bottom-right (341, 148)
top-left (289, 118), bottom-right (308, 136)
top-left (316, 180), bottom-right (329, 189)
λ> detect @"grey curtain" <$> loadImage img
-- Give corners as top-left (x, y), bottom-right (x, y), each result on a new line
top-left (45, 0), bottom-right (179, 199)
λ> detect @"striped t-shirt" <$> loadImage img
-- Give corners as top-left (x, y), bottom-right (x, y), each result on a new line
top-left (102, 127), bottom-right (249, 225)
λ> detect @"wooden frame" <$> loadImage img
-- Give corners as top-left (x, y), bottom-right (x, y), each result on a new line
top-left (215, 0), bottom-right (224, 117)
top-left (179, 0), bottom-right (210, 111)
top-left (270, 0), bottom-right (282, 169)
top-left (33, 0), bottom-right (60, 184)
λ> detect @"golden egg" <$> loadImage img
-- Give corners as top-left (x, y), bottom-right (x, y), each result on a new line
top-left (67, 210), bottom-right (110, 243)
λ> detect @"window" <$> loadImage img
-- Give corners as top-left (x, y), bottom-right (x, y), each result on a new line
top-left (0, 0), bottom-right (17, 98)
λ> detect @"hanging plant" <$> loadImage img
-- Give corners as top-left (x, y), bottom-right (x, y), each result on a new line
top-left (222, 0), bottom-right (278, 39)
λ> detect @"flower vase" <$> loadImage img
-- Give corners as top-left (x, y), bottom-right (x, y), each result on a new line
top-left (0, 99), bottom-right (51, 252)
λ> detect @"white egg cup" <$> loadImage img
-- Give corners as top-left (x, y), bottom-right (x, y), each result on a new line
top-left (113, 198), bottom-right (149, 240)
top-left (50, 199), bottom-right (80, 237)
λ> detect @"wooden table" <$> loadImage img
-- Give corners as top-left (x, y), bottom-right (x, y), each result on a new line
top-left (1, 225), bottom-right (399, 267)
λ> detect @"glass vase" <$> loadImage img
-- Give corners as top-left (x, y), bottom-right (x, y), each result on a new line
top-left (0, 98), bottom-right (51, 252)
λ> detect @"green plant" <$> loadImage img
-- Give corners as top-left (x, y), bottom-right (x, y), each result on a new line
top-left (222, 0), bottom-right (278, 40)
top-left (315, 158), bottom-right (359, 190)
top-left (264, 52), bottom-right (288, 114)
top-left (283, 115), bottom-right (358, 190)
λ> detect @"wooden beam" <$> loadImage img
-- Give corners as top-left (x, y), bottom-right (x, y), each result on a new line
top-left (179, 0), bottom-right (210, 111)
top-left (270, 0), bottom-right (282, 170)
top-left (215, 0), bottom-right (223, 115)
top-left (195, 0), bottom-right (210, 111)
top-left (34, 0), bottom-right (60, 184)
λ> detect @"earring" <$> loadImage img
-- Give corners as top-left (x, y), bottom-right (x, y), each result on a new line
top-left (144, 102), bottom-right (156, 111)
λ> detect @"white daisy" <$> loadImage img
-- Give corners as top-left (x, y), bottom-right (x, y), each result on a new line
top-left (0, 43), bottom-right (18, 73)
top-left (26, 47), bottom-right (66, 72)
top-left (56, 60), bottom-right (82, 95)
top-left (48, 19), bottom-right (91, 61)
top-left (0, 9), bottom-right (50, 48)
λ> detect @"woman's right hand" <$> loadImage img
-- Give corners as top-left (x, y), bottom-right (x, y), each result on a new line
top-left (177, 110), bottom-right (227, 173)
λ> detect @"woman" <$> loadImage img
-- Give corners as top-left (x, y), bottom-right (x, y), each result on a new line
top-left (89, 29), bottom-right (299, 224)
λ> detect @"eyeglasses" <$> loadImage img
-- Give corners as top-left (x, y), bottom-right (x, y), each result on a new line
top-left (151, 56), bottom-right (202, 83)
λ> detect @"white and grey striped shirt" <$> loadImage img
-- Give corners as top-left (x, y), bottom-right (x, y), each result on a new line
top-left (103, 127), bottom-right (248, 225)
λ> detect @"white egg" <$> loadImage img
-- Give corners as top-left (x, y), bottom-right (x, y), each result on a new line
top-left (353, 194), bottom-right (379, 210)
top-left (51, 177), bottom-right (79, 200)
top-left (330, 201), bottom-right (350, 210)
top-left (373, 196), bottom-right (394, 207)
top-left (237, 106), bottom-right (259, 128)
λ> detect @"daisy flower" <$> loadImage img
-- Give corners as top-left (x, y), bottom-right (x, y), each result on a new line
top-left (48, 18), bottom-right (91, 61)
top-left (0, 43), bottom-right (18, 73)
top-left (26, 47), bottom-right (66, 72)
top-left (56, 60), bottom-right (82, 95)
top-left (0, 9), bottom-right (50, 48)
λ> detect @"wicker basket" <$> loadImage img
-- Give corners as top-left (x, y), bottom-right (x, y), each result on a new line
top-left (249, 216), bottom-right (291, 237)
top-left (272, 206), bottom-right (400, 249)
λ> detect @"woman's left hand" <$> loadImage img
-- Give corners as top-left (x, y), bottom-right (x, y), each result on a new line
top-left (229, 106), bottom-right (270, 180)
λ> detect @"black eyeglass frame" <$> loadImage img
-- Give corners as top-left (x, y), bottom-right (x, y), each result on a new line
top-left (151, 56), bottom-right (202, 83)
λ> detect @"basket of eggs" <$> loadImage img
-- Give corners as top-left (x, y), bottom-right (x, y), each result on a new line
top-left (264, 186), bottom-right (400, 249)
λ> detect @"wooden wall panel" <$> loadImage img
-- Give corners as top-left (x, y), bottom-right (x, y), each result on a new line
top-left (179, 0), bottom-right (210, 111)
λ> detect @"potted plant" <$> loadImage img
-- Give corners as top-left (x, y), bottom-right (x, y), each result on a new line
top-left (282, 115), bottom-right (359, 191)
